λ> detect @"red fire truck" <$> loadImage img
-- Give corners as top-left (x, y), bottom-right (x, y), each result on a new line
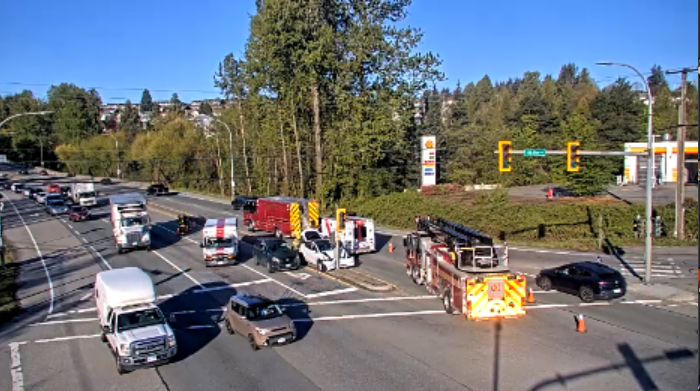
top-left (404, 217), bottom-right (526, 320)
top-left (243, 196), bottom-right (320, 239)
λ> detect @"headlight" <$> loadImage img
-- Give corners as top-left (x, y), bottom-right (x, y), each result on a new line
top-left (142, 233), bottom-right (150, 242)
top-left (272, 257), bottom-right (281, 263)
top-left (167, 335), bottom-right (176, 347)
top-left (119, 343), bottom-right (131, 356)
top-left (255, 327), bottom-right (269, 335)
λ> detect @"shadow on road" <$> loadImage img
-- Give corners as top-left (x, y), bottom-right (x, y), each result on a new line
top-left (526, 343), bottom-right (696, 391)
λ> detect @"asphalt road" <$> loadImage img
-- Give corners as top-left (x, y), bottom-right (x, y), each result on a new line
top-left (0, 171), bottom-right (697, 391)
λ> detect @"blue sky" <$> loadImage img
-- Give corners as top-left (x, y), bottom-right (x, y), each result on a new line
top-left (1, 0), bottom-right (697, 103)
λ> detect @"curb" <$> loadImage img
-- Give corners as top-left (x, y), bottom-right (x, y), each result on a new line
top-left (304, 266), bottom-right (396, 292)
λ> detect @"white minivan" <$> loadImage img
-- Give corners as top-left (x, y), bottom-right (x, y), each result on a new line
top-left (94, 267), bottom-right (177, 374)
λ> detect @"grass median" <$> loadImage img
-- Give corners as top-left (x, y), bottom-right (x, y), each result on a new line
top-left (0, 243), bottom-right (19, 324)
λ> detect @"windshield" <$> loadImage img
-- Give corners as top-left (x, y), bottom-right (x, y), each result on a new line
top-left (268, 241), bottom-right (290, 252)
top-left (116, 308), bottom-right (165, 332)
top-left (79, 192), bottom-right (96, 198)
top-left (49, 201), bottom-right (65, 207)
top-left (71, 207), bottom-right (87, 213)
top-left (205, 237), bottom-right (234, 248)
top-left (247, 303), bottom-right (283, 321)
top-left (122, 217), bottom-right (144, 227)
top-left (315, 240), bottom-right (333, 252)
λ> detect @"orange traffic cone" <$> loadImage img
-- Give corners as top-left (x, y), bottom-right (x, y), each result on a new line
top-left (527, 288), bottom-right (536, 304)
top-left (388, 243), bottom-right (394, 253)
top-left (575, 314), bottom-right (587, 333)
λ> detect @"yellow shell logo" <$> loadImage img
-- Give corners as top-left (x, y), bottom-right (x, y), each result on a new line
top-left (425, 140), bottom-right (434, 149)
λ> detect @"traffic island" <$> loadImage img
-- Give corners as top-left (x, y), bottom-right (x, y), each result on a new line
top-left (309, 267), bottom-right (396, 292)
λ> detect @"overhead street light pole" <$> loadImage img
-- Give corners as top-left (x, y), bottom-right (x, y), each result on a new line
top-left (597, 61), bottom-right (654, 285)
top-left (194, 115), bottom-right (235, 200)
top-left (0, 111), bottom-right (54, 130)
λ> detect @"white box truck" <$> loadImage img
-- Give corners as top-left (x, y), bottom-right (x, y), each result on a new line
top-left (200, 218), bottom-right (239, 266)
top-left (94, 267), bottom-right (177, 374)
top-left (70, 182), bottom-right (97, 207)
top-left (320, 216), bottom-right (376, 254)
top-left (110, 193), bottom-right (151, 253)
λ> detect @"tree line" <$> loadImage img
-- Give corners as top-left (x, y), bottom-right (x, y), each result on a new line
top-left (0, 0), bottom-right (697, 203)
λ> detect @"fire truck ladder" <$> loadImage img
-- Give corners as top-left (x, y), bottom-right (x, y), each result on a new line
top-left (417, 217), bottom-right (503, 271)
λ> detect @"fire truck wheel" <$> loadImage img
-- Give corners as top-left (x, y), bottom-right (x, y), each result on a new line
top-left (442, 290), bottom-right (454, 314)
top-left (536, 276), bottom-right (552, 291)
top-left (411, 266), bottom-right (420, 285)
top-left (579, 286), bottom-right (595, 303)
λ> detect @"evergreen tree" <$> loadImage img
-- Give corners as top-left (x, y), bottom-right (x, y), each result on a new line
top-left (140, 89), bottom-right (154, 112)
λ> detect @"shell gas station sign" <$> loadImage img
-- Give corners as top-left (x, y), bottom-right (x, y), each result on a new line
top-left (421, 136), bottom-right (437, 187)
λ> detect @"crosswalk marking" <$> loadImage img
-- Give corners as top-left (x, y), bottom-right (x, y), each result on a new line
top-left (616, 260), bottom-right (685, 278)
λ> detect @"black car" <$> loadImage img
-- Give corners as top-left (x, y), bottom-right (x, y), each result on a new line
top-left (231, 196), bottom-right (258, 210)
top-left (146, 184), bottom-right (169, 196)
top-left (100, 178), bottom-right (113, 185)
top-left (251, 238), bottom-right (300, 273)
top-left (536, 261), bottom-right (626, 303)
top-left (18, 169), bottom-right (29, 175)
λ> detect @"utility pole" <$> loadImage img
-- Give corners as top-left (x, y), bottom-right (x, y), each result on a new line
top-left (666, 67), bottom-right (697, 240)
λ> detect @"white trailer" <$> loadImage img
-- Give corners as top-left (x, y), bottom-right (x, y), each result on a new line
top-left (110, 193), bottom-right (151, 253)
top-left (200, 218), bottom-right (239, 267)
top-left (71, 182), bottom-right (97, 206)
top-left (94, 267), bottom-right (177, 374)
top-left (320, 216), bottom-right (376, 254)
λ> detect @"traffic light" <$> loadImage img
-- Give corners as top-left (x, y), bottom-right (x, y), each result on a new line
top-left (566, 141), bottom-right (581, 172)
top-left (498, 141), bottom-right (513, 172)
top-left (336, 208), bottom-right (347, 231)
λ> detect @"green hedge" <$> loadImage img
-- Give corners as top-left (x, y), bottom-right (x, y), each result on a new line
top-left (347, 191), bottom-right (698, 244)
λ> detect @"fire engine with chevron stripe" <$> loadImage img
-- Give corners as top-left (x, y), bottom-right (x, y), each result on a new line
top-left (403, 217), bottom-right (527, 320)
top-left (243, 196), bottom-right (321, 239)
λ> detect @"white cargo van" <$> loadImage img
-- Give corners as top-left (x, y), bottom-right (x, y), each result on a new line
top-left (94, 267), bottom-right (177, 374)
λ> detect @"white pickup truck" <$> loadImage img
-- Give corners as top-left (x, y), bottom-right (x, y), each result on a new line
top-left (200, 218), bottom-right (239, 267)
top-left (94, 267), bottom-right (177, 374)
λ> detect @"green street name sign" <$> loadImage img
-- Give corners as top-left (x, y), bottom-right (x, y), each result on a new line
top-left (524, 149), bottom-right (546, 157)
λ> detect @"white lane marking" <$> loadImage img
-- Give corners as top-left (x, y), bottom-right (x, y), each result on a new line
top-left (30, 317), bottom-right (98, 326)
top-left (101, 218), bottom-right (109, 223)
top-left (579, 302), bottom-right (611, 306)
top-left (555, 251), bottom-right (570, 255)
top-left (80, 293), bottom-right (92, 301)
top-left (88, 245), bottom-right (112, 270)
top-left (241, 264), bottom-right (307, 298)
top-left (73, 230), bottom-right (80, 236)
top-left (526, 304), bottom-right (570, 309)
top-left (294, 309), bottom-right (446, 322)
top-left (285, 295), bottom-right (435, 307)
top-left (66, 223), bottom-right (73, 229)
top-left (152, 250), bottom-right (204, 289)
top-left (35, 334), bottom-right (101, 344)
top-left (530, 290), bottom-right (557, 294)
top-left (46, 307), bottom-right (97, 319)
top-left (81, 237), bottom-right (88, 243)
top-left (688, 302), bottom-right (698, 306)
top-left (305, 287), bottom-right (359, 299)
top-left (2, 193), bottom-right (55, 316)
top-left (628, 299), bottom-right (663, 304)
top-left (193, 278), bottom-right (272, 293)
top-left (9, 342), bottom-right (24, 391)
top-left (284, 271), bottom-right (313, 280)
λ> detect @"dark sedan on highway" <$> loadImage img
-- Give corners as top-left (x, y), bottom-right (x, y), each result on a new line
top-left (535, 261), bottom-right (626, 303)
top-left (252, 238), bottom-right (301, 273)
top-left (147, 183), bottom-right (169, 196)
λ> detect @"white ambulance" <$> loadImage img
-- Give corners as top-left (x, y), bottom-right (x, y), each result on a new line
top-left (200, 218), bottom-right (239, 266)
top-left (320, 216), bottom-right (376, 254)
